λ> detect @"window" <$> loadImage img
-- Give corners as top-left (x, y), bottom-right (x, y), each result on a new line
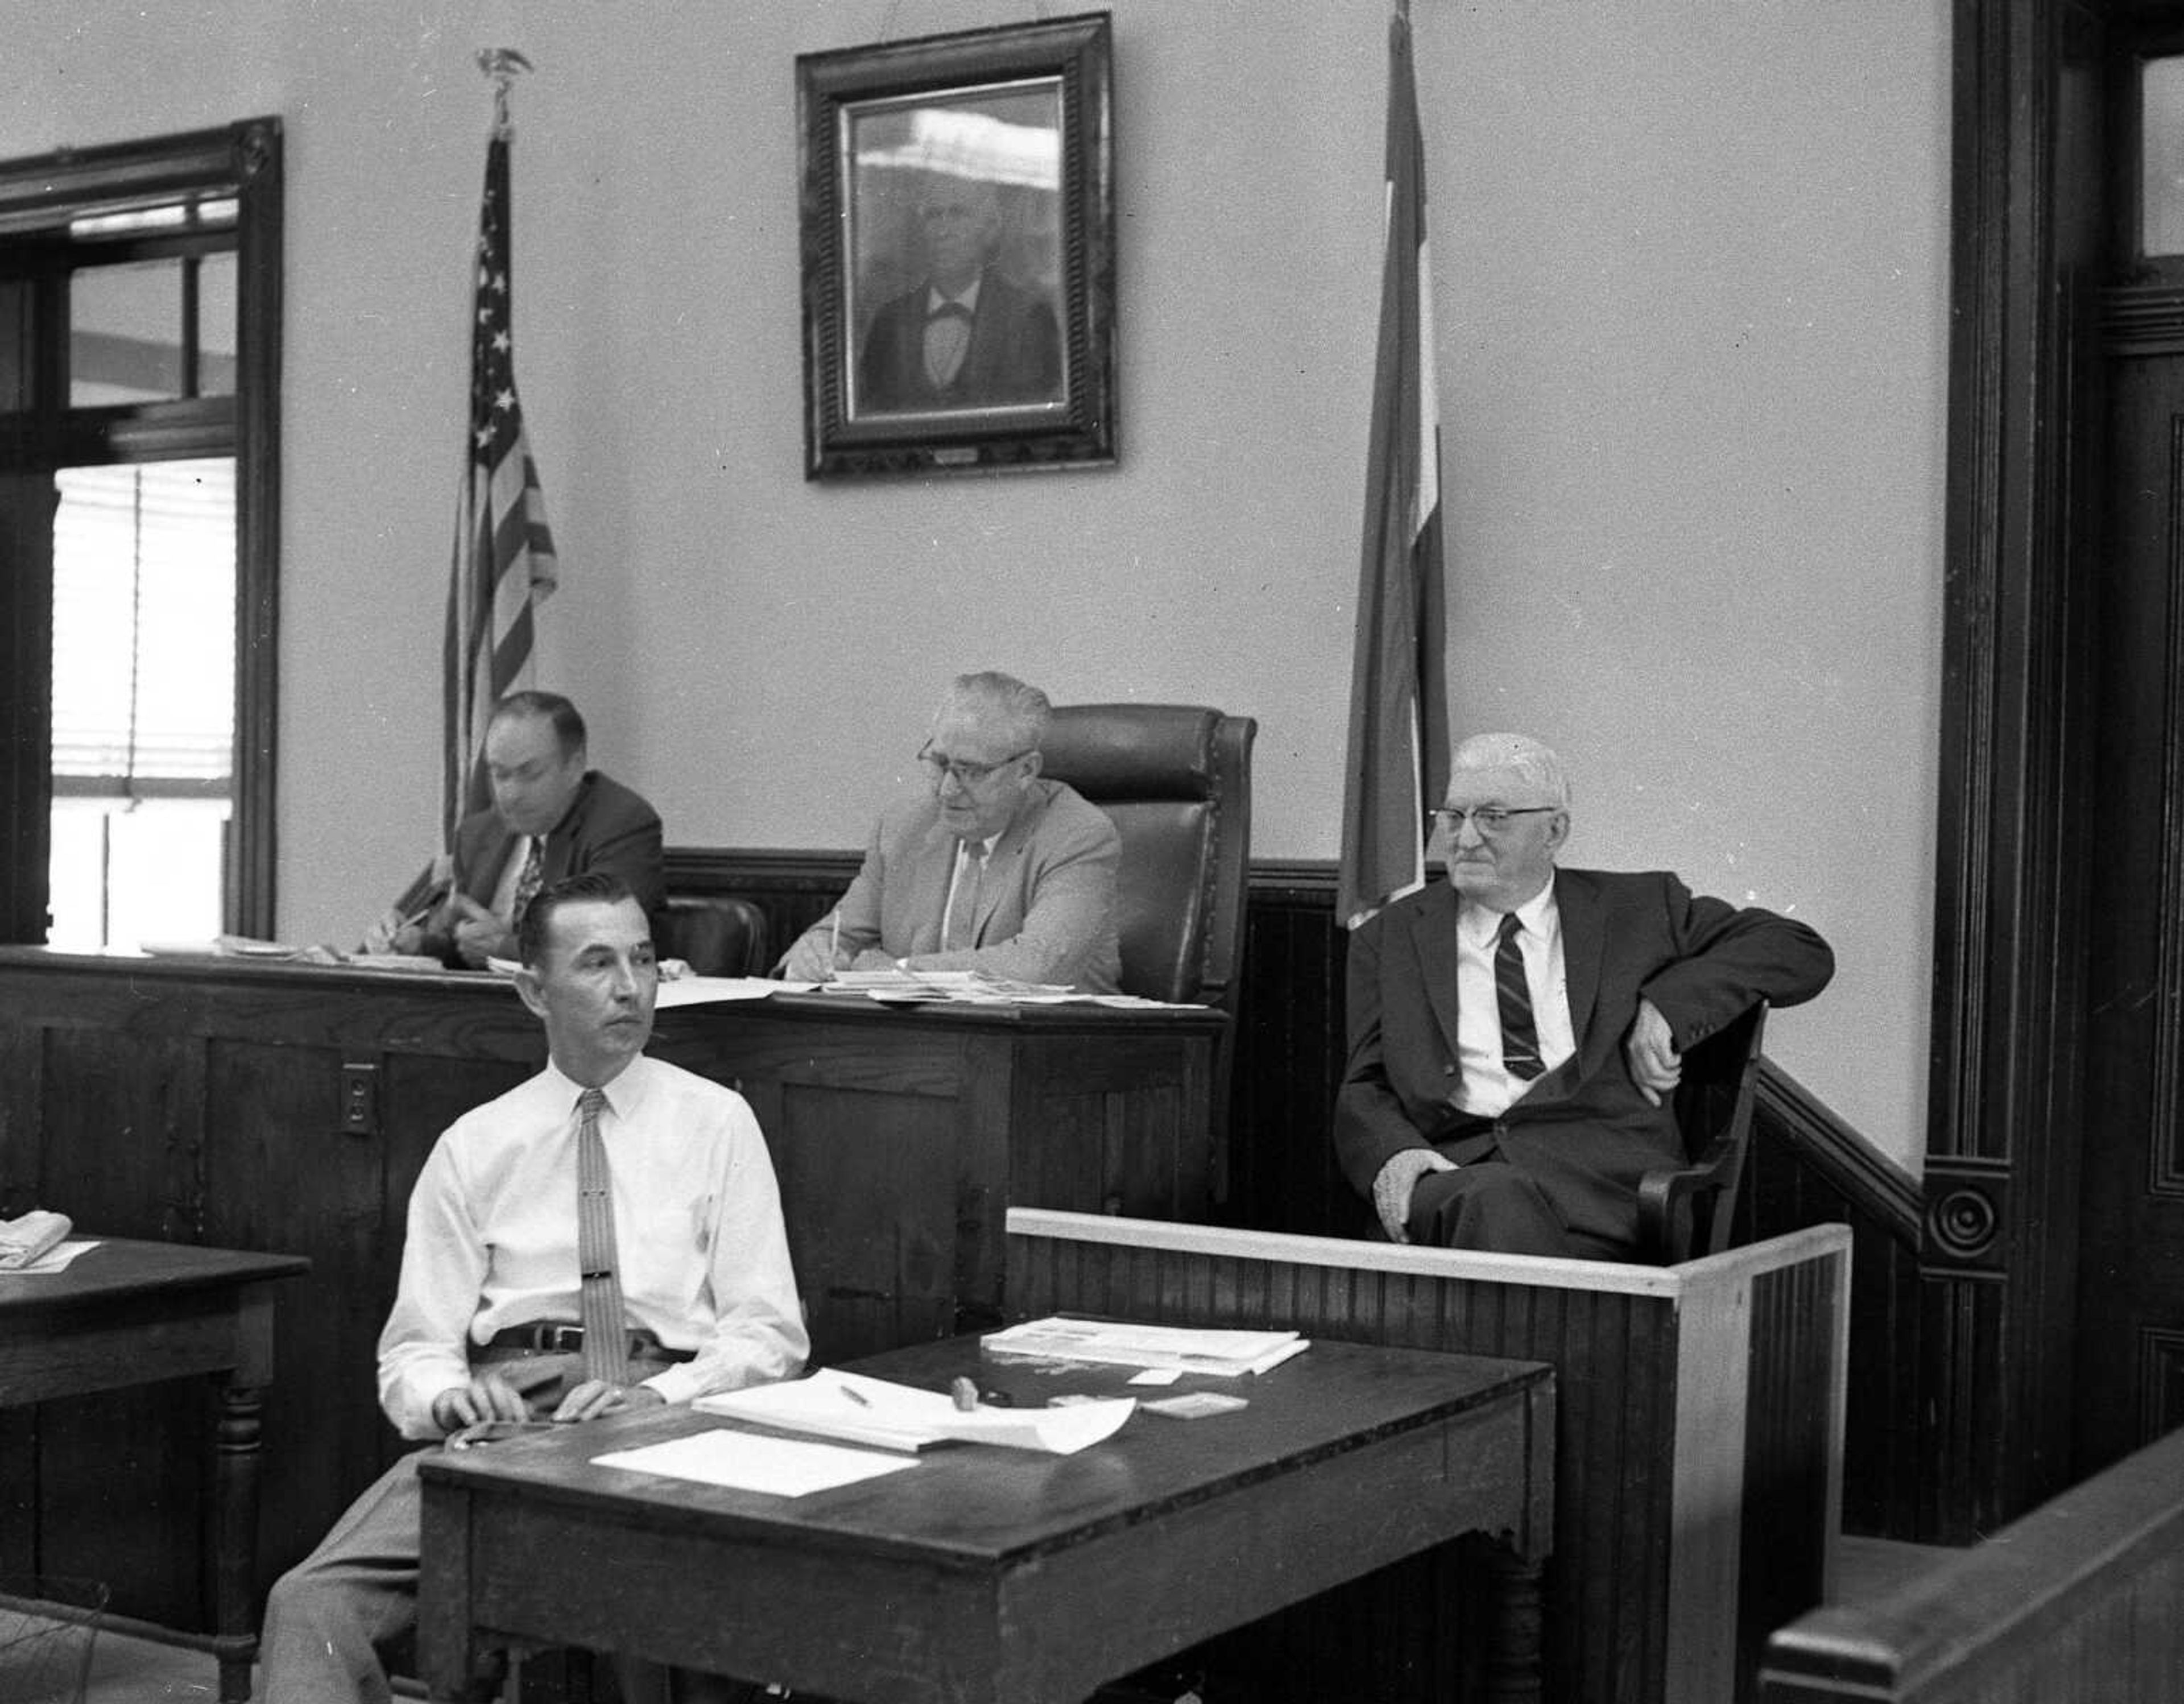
top-left (0, 120), bottom-right (280, 945)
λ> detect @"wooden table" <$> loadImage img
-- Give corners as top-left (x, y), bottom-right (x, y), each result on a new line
top-left (0, 1237), bottom-right (309, 1703)
top-left (417, 1335), bottom-right (1555, 1704)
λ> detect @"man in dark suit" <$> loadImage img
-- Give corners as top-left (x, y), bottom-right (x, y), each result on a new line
top-left (855, 176), bottom-right (1061, 413)
top-left (1336, 732), bottom-right (1833, 1260)
top-left (367, 690), bottom-right (664, 968)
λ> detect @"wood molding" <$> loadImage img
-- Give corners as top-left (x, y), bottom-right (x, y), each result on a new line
top-left (1756, 1066), bottom-right (1924, 1248)
top-left (1920, 0), bottom-right (2102, 1538)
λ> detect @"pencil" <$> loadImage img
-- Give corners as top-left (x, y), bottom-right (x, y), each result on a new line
top-left (841, 1383), bottom-right (872, 1408)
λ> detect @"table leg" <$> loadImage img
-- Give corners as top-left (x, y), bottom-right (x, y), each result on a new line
top-left (213, 1375), bottom-right (264, 1704)
top-left (1481, 1541), bottom-right (1545, 1704)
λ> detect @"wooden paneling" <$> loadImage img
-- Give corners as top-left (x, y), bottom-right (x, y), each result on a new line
top-left (1007, 1209), bottom-right (1849, 1704)
top-left (1761, 1424), bottom-right (2184, 1703)
top-left (0, 949), bottom-right (1219, 1634)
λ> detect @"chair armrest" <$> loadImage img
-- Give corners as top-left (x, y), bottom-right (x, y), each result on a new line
top-left (1636, 1130), bottom-right (1743, 1262)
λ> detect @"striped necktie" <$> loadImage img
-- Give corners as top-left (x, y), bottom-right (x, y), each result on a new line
top-left (574, 1087), bottom-right (626, 1385)
top-left (1495, 912), bottom-right (1546, 1081)
top-left (942, 841), bottom-right (985, 952)
top-left (511, 837), bottom-right (545, 929)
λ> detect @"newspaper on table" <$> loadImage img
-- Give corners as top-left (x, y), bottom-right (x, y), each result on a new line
top-left (982, 1316), bottom-right (1311, 1378)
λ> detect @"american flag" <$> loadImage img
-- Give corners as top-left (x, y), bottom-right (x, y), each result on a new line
top-left (442, 125), bottom-right (559, 845)
top-left (1339, 1), bottom-right (1448, 929)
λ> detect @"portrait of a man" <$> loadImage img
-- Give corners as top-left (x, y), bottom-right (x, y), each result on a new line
top-left (846, 90), bottom-right (1066, 419)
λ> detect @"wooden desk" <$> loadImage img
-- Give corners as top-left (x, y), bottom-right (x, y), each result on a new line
top-left (0, 948), bottom-right (1222, 1624)
top-left (417, 1337), bottom-right (1555, 1704)
top-left (0, 1237), bottom-right (309, 1703)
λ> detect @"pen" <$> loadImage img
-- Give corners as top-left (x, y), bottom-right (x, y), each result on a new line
top-left (398, 879), bottom-right (450, 931)
top-left (842, 1384), bottom-right (872, 1408)
top-left (829, 909), bottom-right (841, 971)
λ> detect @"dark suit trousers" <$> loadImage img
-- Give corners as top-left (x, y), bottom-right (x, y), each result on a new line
top-left (1406, 1149), bottom-right (1634, 1261)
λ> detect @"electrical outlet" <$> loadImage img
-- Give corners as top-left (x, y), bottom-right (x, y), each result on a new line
top-left (340, 1062), bottom-right (379, 1134)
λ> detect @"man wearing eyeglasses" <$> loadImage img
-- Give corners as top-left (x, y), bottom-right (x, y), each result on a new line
top-left (776, 672), bottom-right (1122, 991)
top-left (1335, 732), bottom-right (1833, 1259)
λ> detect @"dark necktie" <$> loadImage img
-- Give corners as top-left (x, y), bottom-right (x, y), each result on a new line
top-left (574, 1087), bottom-right (626, 1385)
top-left (1495, 912), bottom-right (1545, 1081)
top-left (510, 837), bottom-right (544, 930)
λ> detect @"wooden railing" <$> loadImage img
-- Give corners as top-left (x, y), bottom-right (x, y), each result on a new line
top-left (1007, 1208), bottom-right (1851, 1704)
top-left (1761, 1424), bottom-right (2184, 1702)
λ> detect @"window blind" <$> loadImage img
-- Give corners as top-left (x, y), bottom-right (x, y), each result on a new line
top-left (50, 457), bottom-right (235, 787)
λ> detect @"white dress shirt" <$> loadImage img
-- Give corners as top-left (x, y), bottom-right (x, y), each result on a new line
top-left (377, 1053), bottom-right (808, 1438)
top-left (1453, 879), bottom-right (1578, 1118)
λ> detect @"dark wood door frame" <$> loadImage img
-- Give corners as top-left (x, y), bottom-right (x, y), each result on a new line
top-left (1926, 0), bottom-right (2106, 1538)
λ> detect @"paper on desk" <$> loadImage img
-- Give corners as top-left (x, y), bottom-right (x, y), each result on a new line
top-left (653, 975), bottom-right (787, 1008)
top-left (592, 1426), bottom-right (916, 1496)
top-left (0, 1239), bottom-right (102, 1275)
top-left (983, 1317), bottom-right (1310, 1378)
top-left (0, 1210), bottom-right (72, 1270)
top-left (696, 1367), bottom-right (1134, 1455)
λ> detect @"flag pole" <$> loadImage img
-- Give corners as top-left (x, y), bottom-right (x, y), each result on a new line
top-left (475, 46), bottom-right (532, 135)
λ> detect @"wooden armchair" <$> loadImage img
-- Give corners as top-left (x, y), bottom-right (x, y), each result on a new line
top-left (1637, 998), bottom-right (1768, 1263)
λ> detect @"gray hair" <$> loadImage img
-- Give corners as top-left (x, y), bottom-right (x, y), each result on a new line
top-left (1449, 732), bottom-right (1570, 809)
top-left (941, 672), bottom-right (1052, 752)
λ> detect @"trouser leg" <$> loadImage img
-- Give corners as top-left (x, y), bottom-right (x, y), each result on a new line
top-left (258, 1450), bottom-right (432, 1704)
top-left (1409, 1161), bottom-right (1585, 1257)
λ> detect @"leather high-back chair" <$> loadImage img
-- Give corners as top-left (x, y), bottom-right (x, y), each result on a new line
top-left (1636, 998), bottom-right (1769, 1263)
top-left (650, 895), bottom-right (770, 978)
top-left (1037, 704), bottom-right (1256, 1014)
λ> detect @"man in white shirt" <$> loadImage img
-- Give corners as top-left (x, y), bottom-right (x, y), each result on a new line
top-left (1336, 733), bottom-right (1835, 1259)
top-left (262, 872), bottom-right (806, 1703)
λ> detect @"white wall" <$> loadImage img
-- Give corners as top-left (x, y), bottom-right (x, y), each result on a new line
top-left (3, 0), bottom-right (1949, 1169)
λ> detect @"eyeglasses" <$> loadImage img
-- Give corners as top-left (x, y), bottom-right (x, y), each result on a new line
top-left (1433, 805), bottom-right (1559, 835)
top-left (917, 742), bottom-right (1033, 788)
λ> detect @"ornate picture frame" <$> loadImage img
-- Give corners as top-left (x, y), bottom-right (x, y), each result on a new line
top-left (796, 13), bottom-right (1115, 478)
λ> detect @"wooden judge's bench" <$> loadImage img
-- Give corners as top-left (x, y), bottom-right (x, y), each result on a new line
top-left (0, 947), bottom-right (1225, 1631)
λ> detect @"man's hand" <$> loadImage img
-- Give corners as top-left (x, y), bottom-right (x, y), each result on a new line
top-left (448, 894), bottom-right (515, 967)
top-left (1624, 996), bottom-right (1681, 1107)
top-left (551, 1379), bottom-right (667, 1424)
top-left (430, 1371), bottom-right (532, 1434)
top-left (361, 908), bottom-right (423, 956)
top-left (847, 948), bottom-right (900, 972)
top-left (777, 926), bottom-right (843, 982)
top-left (1372, 1148), bottom-right (1458, 1243)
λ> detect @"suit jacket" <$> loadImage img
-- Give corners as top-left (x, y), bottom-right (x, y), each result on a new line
top-left (855, 270), bottom-right (1062, 413)
top-left (803, 777), bottom-right (1122, 992)
top-left (1335, 867), bottom-right (1833, 1248)
top-left (397, 770), bottom-right (664, 965)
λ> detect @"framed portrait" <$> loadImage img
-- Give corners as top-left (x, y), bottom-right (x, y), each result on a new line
top-left (796, 13), bottom-right (1115, 478)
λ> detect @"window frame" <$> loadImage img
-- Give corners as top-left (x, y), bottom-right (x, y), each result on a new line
top-left (0, 118), bottom-right (280, 941)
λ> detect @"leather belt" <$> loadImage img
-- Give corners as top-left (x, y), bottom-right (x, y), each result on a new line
top-left (484, 1323), bottom-right (696, 1363)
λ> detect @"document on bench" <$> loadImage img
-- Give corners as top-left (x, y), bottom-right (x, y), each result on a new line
top-left (983, 1317), bottom-right (1312, 1378)
top-left (694, 1367), bottom-right (1135, 1455)
top-left (652, 975), bottom-right (789, 1008)
top-left (592, 1427), bottom-right (917, 1497)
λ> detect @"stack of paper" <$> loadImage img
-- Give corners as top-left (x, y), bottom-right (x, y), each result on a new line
top-left (822, 968), bottom-right (1074, 1004)
top-left (982, 1317), bottom-right (1311, 1378)
top-left (695, 1367), bottom-right (1134, 1455)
